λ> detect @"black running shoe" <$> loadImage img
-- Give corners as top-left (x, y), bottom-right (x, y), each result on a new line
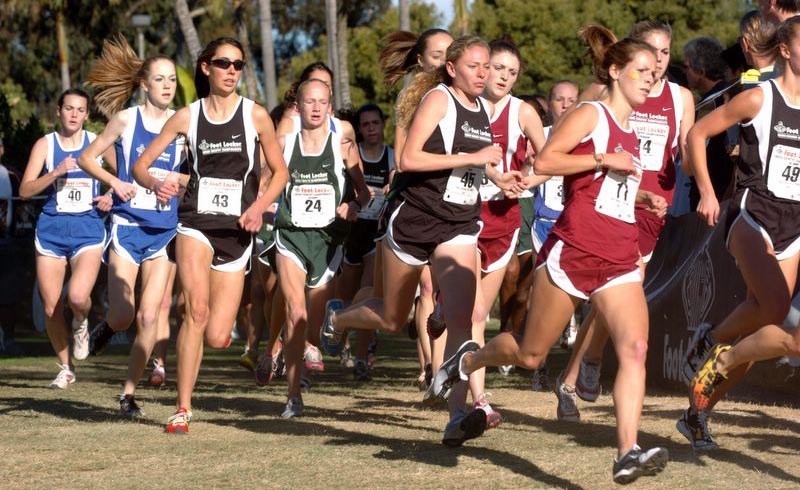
top-left (118, 394), bottom-right (144, 418)
top-left (427, 340), bottom-right (479, 403)
top-left (353, 360), bottom-right (372, 381)
top-left (442, 408), bottom-right (487, 447)
top-left (612, 445), bottom-right (668, 485)
top-left (89, 321), bottom-right (115, 356)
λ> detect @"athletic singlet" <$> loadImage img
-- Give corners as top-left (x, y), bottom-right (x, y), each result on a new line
top-left (401, 84), bottom-right (493, 223)
top-left (41, 130), bottom-right (101, 217)
top-left (738, 80), bottom-right (800, 206)
top-left (180, 97), bottom-right (260, 230)
top-left (534, 125), bottom-right (565, 220)
top-left (552, 102), bottom-right (642, 265)
top-left (629, 80), bottom-right (682, 205)
top-left (479, 95), bottom-right (526, 238)
top-left (113, 107), bottom-right (183, 228)
top-left (357, 143), bottom-right (394, 221)
top-left (275, 129), bottom-right (347, 231)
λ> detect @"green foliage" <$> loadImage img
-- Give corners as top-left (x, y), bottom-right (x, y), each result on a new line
top-left (175, 65), bottom-right (197, 108)
top-left (470, 0), bottom-right (746, 94)
top-left (0, 91), bottom-right (42, 174)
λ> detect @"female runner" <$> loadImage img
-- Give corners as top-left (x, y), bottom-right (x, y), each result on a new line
top-left (468, 38), bottom-right (546, 426)
top-left (132, 37), bottom-right (288, 434)
top-left (429, 26), bottom-right (670, 483)
top-left (20, 88), bottom-right (112, 387)
top-left (79, 37), bottom-right (183, 416)
top-left (555, 20), bottom-right (694, 423)
top-left (321, 36), bottom-right (517, 447)
top-left (688, 17), bottom-right (800, 448)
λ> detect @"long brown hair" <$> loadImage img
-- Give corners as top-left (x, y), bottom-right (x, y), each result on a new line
top-left (579, 24), bottom-right (656, 87)
top-left (194, 37), bottom-right (245, 99)
top-left (395, 35), bottom-right (489, 129)
top-left (85, 35), bottom-right (173, 117)
top-left (380, 29), bottom-right (451, 87)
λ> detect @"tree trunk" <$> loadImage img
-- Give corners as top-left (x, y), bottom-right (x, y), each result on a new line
top-left (175, 0), bottom-right (203, 66)
top-left (56, 9), bottom-right (70, 91)
top-left (324, 0), bottom-right (341, 109)
top-left (258, 0), bottom-right (278, 110)
top-left (336, 13), bottom-right (351, 108)
top-left (235, 4), bottom-right (261, 101)
top-left (399, 0), bottom-right (410, 31)
top-left (455, 0), bottom-right (469, 35)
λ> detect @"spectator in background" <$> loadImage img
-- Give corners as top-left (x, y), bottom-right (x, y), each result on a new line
top-left (759, 0), bottom-right (800, 23)
top-left (684, 37), bottom-right (735, 209)
top-left (0, 137), bottom-right (21, 236)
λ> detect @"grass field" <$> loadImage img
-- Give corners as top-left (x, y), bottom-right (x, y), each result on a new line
top-left (1, 329), bottom-right (799, 490)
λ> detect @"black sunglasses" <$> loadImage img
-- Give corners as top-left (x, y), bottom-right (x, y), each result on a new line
top-left (209, 58), bottom-right (246, 71)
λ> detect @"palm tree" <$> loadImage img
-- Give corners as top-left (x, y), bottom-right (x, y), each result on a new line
top-left (175, 0), bottom-right (202, 66)
top-left (234, 1), bottom-right (261, 101)
top-left (324, 0), bottom-right (342, 109)
top-left (399, 0), bottom-right (410, 31)
top-left (258, 0), bottom-right (278, 109)
top-left (337, 13), bottom-right (351, 108)
top-left (55, 4), bottom-right (70, 91)
top-left (454, 0), bottom-right (469, 35)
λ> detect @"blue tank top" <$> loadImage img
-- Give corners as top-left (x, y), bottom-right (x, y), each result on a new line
top-left (113, 107), bottom-right (182, 228)
top-left (41, 130), bottom-right (102, 217)
top-left (533, 126), bottom-right (564, 220)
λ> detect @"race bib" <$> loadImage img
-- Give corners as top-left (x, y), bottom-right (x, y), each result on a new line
top-left (357, 186), bottom-right (385, 220)
top-left (444, 166), bottom-right (482, 205)
top-left (197, 177), bottom-right (242, 216)
top-left (479, 172), bottom-right (503, 201)
top-left (632, 120), bottom-right (668, 171)
top-left (543, 176), bottom-right (564, 212)
top-left (56, 177), bottom-right (93, 213)
top-left (767, 144), bottom-right (800, 201)
top-left (290, 184), bottom-right (336, 228)
top-left (130, 168), bottom-right (171, 211)
top-left (595, 168), bottom-right (641, 223)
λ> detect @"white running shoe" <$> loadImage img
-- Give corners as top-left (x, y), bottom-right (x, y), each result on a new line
top-left (49, 363), bottom-right (75, 389)
top-left (72, 317), bottom-right (89, 361)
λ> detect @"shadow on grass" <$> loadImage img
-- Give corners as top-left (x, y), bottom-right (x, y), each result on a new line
top-left (209, 415), bottom-right (585, 490)
top-left (507, 401), bottom-right (800, 486)
top-left (0, 396), bottom-right (163, 428)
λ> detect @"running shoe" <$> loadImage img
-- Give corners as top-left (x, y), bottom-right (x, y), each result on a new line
top-left (118, 394), bottom-right (144, 418)
top-left (554, 373), bottom-right (580, 422)
top-left (367, 334), bottom-right (378, 369)
top-left (474, 393), bottom-right (502, 429)
top-left (576, 360), bottom-right (601, 402)
top-left (560, 323), bottom-right (578, 349)
top-left (165, 408), bottom-right (190, 434)
top-left (340, 346), bottom-right (355, 368)
top-left (254, 352), bottom-right (273, 386)
top-left (48, 363), bottom-right (75, 389)
top-left (497, 364), bottom-right (515, 376)
top-left (281, 397), bottom-right (304, 419)
top-left (304, 344), bottom-right (325, 372)
top-left (530, 367), bottom-right (550, 392)
top-left (319, 299), bottom-right (345, 356)
top-left (690, 343), bottom-right (731, 412)
top-left (88, 321), bottom-right (115, 356)
top-left (682, 322), bottom-right (716, 386)
top-left (676, 407), bottom-right (719, 451)
top-left (427, 340), bottom-right (479, 402)
top-left (442, 407), bottom-right (487, 447)
top-left (239, 349), bottom-right (257, 372)
top-left (612, 445), bottom-right (668, 484)
top-left (353, 359), bottom-right (372, 382)
top-left (426, 302), bottom-right (447, 339)
top-left (72, 316), bottom-right (89, 361)
top-left (148, 359), bottom-right (166, 387)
